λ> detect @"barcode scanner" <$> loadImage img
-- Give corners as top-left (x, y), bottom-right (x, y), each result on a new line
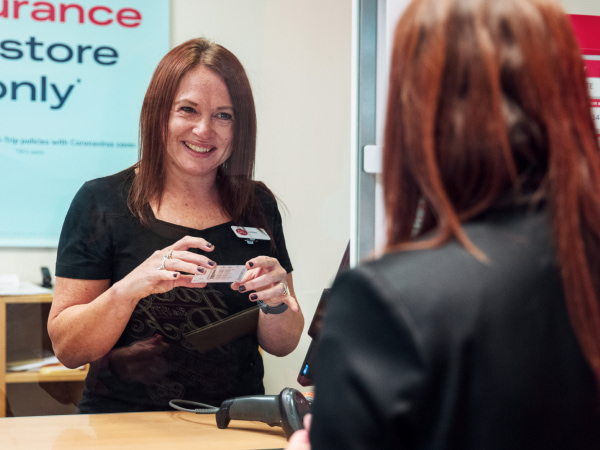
top-left (169, 387), bottom-right (311, 439)
top-left (216, 388), bottom-right (311, 439)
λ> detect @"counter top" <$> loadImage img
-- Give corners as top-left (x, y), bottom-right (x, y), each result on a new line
top-left (0, 410), bottom-right (287, 449)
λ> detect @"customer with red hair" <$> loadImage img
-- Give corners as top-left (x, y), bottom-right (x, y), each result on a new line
top-left (288, 0), bottom-right (600, 448)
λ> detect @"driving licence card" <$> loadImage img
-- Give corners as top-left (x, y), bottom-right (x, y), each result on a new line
top-left (191, 265), bottom-right (248, 283)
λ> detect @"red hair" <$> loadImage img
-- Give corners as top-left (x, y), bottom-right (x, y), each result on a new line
top-left (384, 0), bottom-right (600, 385)
top-left (129, 38), bottom-right (268, 230)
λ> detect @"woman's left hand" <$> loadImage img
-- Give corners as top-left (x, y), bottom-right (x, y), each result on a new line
top-left (231, 256), bottom-right (299, 312)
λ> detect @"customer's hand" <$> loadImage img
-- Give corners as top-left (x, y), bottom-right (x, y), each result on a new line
top-left (231, 256), bottom-right (299, 312)
top-left (285, 414), bottom-right (312, 450)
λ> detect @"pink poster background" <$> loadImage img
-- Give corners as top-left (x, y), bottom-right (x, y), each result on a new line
top-left (569, 14), bottom-right (600, 136)
top-left (569, 14), bottom-right (600, 55)
top-left (585, 60), bottom-right (600, 78)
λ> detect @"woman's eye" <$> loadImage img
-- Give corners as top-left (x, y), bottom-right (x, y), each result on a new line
top-left (180, 106), bottom-right (195, 113)
top-left (216, 112), bottom-right (233, 120)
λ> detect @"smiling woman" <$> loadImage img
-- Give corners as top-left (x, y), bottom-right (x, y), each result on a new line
top-left (130, 39), bottom-right (261, 231)
top-left (47, 38), bottom-right (304, 414)
top-left (0, 0), bottom-right (352, 419)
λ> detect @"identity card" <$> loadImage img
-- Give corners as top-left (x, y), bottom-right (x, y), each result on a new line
top-left (191, 265), bottom-right (248, 283)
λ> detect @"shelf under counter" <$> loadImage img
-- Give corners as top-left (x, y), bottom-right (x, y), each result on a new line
top-left (0, 292), bottom-right (86, 417)
top-left (5, 366), bottom-right (89, 383)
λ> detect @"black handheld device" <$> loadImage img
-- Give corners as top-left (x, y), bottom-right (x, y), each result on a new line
top-left (216, 387), bottom-right (311, 439)
top-left (298, 242), bottom-right (350, 386)
top-left (41, 267), bottom-right (52, 288)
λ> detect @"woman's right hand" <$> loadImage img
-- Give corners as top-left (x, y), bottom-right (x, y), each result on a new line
top-left (115, 235), bottom-right (216, 300)
top-left (49, 236), bottom-right (216, 368)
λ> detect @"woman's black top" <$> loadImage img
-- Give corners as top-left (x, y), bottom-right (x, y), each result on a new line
top-left (56, 168), bottom-right (292, 413)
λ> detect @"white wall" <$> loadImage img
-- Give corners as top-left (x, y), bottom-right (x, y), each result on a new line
top-left (0, 0), bottom-right (352, 395)
top-left (562, 0), bottom-right (600, 14)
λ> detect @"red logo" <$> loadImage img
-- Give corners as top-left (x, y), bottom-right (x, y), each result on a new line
top-left (236, 228), bottom-right (248, 236)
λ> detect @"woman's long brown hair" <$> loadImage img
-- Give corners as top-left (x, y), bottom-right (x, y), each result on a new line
top-left (384, 0), bottom-right (600, 385)
top-left (129, 38), bottom-right (271, 233)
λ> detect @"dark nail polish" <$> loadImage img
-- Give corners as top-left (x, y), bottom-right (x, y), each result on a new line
top-left (208, 260), bottom-right (215, 267)
top-left (197, 267), bottom-right (205, 273)
top-left (250, 294), bottom-right (257, 300)
top-left (206, 243), bottom-right (213, 248)
top-left (173, 273), bottom-right (178, 278)
top-left (239, 285), bottom-right (246, 292)
top-left (248, 262), bottom-right (254, 268)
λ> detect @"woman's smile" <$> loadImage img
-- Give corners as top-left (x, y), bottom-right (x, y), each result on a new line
top-left (183, 141), bottom-right (215, 154)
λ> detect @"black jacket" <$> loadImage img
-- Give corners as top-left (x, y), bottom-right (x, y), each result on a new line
top-left (310, 206), bottom-right (600, 449)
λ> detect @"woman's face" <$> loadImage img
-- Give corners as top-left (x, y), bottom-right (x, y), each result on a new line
top-left (165, 64), bottom-right (234, 182)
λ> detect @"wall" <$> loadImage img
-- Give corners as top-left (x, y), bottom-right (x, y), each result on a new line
top-left (0, 0), bottom-right (352, 395)
top-left (562, 0), bottom-right (600, 14)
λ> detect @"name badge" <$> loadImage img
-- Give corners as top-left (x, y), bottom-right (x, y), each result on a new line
top-left (231, 226), bottom-right (270, 244)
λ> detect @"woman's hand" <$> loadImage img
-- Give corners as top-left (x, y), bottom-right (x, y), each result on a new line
top-left (116, 235), bottom-right (216, 301)
top-left (231, 257), bottom-right (303, 356)
top-left (230, 256), bottom-right (299, 312)
top-left (48, 235), bottom-right (217, 368)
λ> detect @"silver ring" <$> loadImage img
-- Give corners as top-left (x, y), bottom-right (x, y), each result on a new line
top-left (157, 254), bottom-right (169, 270)
top-left (166, 250), bottom-right (174, 259)
top-left (280, 282), bottom-right (289, 297)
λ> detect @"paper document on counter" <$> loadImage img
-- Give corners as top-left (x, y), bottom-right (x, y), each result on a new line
top-left (0, 279), bottom-right (52, 295)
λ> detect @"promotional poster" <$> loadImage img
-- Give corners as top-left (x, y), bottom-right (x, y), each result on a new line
top-left (570, 14), bottom-right (600, 137)
top-left (0, 0), bottom-right (169, 246)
